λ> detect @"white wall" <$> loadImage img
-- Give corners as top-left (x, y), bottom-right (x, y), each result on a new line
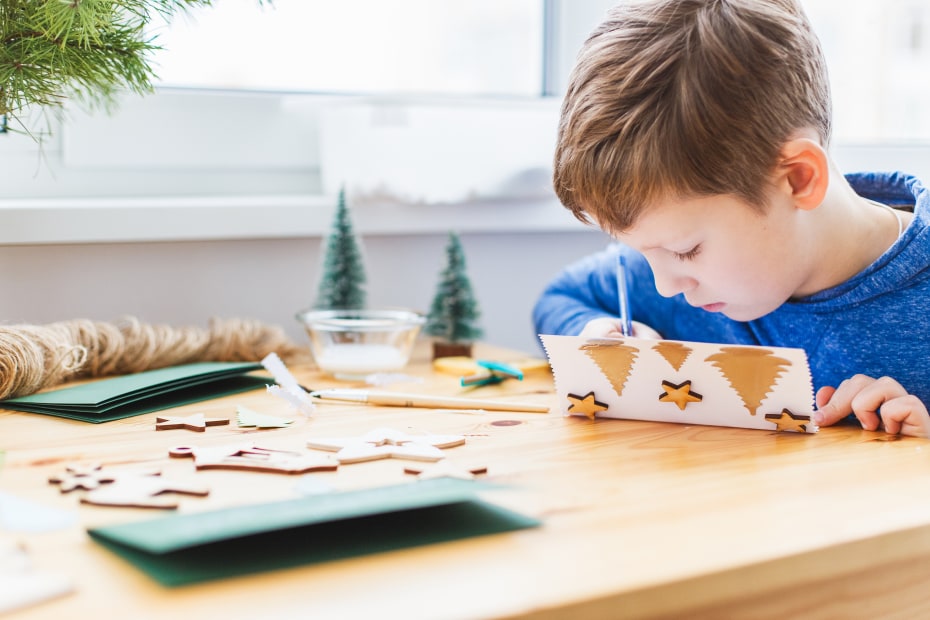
top-left (0, 229), bottom-right (609, 357)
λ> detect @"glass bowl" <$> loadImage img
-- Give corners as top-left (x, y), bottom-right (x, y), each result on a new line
top-left (296, 308), bottom-right (426, 379)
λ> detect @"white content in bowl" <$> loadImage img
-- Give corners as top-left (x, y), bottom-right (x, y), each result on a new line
top-left (314, 343), bottom-right (409, 374)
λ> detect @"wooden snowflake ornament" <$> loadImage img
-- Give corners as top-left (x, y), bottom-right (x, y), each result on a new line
top-left (307, 427), bottom-right (466, 463)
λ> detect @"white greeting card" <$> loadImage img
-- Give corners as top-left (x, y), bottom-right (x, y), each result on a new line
top-left (540, 334), bottom-right (816, 433)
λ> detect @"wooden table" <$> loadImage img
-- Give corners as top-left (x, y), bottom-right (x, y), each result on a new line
top-left (3, 343), bottom-right (930, 619)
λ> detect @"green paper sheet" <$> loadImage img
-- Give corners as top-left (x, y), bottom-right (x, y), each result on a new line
top-left (0, 362), bottom-right (272, 423)
top-left (88, 478), bottom-right (540, 587)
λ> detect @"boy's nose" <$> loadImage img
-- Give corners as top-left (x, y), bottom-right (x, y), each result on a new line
top-left (652, 269), bottom-right (697, 299)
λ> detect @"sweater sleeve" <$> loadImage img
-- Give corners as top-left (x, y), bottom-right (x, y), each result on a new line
top-left (532, 247), bottom-right (621, 336)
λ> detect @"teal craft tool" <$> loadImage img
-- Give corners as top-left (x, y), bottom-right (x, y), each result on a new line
top-left (460, 360), bottom-right (524, 387)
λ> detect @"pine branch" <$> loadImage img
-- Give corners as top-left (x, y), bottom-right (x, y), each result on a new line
top-left (0, 0), bottom-right (221, 134)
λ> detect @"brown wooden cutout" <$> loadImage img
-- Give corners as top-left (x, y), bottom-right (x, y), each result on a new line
top-left (307, 427), bottom-right (466, 464)
top-left (566, 391), bottom-right (609, 420)
top-left (81, 472), bottom-right (209, 509)
top-left (404, 462), bottom-right (488, 480)
top-left (49, 463), bottom-right (159, 492)
top-left (48, 463), bottom-right (113, 492)
top-left (764, 408), bottom-right (812, 433)
top-left (155, 413), bottom-right (230, 432)
top-left (170, 443), bottom-right (338, 474)
top-left (658, 380), bottom-right (703, 411)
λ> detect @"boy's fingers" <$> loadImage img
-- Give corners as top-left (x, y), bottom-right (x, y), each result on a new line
top-left (879, 394), bottom-right (930, 438)
top-left (631, 321), bottom-right (662, 339)
top-left (813, 375), bottom-right (879, 429)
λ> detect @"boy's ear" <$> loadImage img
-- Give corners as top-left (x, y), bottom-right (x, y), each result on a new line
top-left (776, 137), bottom-right (829, 211)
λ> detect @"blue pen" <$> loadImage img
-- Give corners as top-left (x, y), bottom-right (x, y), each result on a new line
top-left (616, 253), bottom-right (633, 337)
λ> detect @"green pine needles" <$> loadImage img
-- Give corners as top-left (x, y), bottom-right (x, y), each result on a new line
top-left (315, 188), bottom-right (367, 310)
top-left (425, 232), bottom-right (483, 344)
top-left (0, 0), bottom-right (215, 134)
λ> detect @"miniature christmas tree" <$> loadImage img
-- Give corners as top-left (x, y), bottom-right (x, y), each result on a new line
top-left (314, 188), bottom-right (367, 310)
top-left (0, 0), bottom-right (223, 136)
top-left (425, 232), bottom-right (483, 358)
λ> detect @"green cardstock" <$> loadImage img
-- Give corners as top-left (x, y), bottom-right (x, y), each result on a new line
top-left (0, 362), bottom-right (272, 423)
top-left (87, 478), bottom-right (540, 587)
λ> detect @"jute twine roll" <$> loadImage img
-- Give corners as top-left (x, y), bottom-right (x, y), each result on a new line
top-left (0, 316), bottom-right (311, 400)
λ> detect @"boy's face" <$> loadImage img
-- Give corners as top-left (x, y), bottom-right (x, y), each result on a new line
top-left (614, 192), bottom-right (811, 322)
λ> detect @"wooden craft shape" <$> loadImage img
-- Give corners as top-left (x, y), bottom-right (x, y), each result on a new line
top-left (307, 427), bottom-right (466, 463)
top-left (566, 391), bottom-right (609, 420)
top-left (155, 413), bottom-right (230, 432)
top-left (170, 443), bottom-right (338, 474)
top-left (81, 472), bottom-right (209, 509)
top-left (542, 334), bottom-right (817, 433)
top-left (48, 463), bottom-right (159, 492)
top-left (403, 462), bottom-right (488, 480)
top-left (48, 463), bottom-right (113, 492)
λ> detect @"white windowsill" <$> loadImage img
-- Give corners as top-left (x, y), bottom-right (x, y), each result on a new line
top-left (0, 194), bottom-right (590, 245)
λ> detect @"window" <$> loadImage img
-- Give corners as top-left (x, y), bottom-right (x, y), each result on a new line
top-left (150, 0), bottom-right (544, 97)
top-left (805, 0), bottom-right (930, 143)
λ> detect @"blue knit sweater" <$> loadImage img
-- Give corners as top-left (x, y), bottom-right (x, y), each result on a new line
top-left (533, 172), bottom-right (930, 403)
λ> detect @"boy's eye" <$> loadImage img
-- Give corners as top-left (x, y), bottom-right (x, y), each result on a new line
top-left (673, 245), bottom-right (701, 261)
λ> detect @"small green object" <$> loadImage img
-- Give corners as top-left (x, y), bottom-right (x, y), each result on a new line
top-left (0, 362), bottom-right (270, 423)
top-left (236, 406), bottom-right (293, 429)
top-left (87, 478), bottom-right (540, 586)
top-left (425, 232), bottom-right (483, 344)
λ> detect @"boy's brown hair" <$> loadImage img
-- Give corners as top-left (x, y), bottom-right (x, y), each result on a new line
top-left (553, 0), bottom-right (831, 233)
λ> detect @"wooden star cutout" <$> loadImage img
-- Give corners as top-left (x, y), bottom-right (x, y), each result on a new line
top-left (155, 413), bottom-right (230, 432)
top-left (764, 408), bottom-right (812, 433)
top-left (566, 391), bottom-right (609, 420)
top-left (658, 380), bottom-right (703, 411)
top-left (170, 443), bottom-right (338, 474)
top-left (307, 427), bottom-right (466, 464)
top-left (81, 473), bottom-right (209, 509)
top-left (404, 462), bottom-right (488, 480)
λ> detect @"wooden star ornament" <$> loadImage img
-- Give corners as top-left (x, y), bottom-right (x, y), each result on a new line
top-left (155, 413), bottom-right (230, 432)
top-left (81, 473), bottom-right (209, 509)
top-left (764, 408), bottom-right (813, 433)
top-left (566, 391), bottom-right (609, 420)
top-left (404, 462), bottom-right (488, 480)
top-left (307, 427), bottom-right (466, 464)
top-left (170, 443), bottom-right (338, 474)
top-left (658, 380), bottom-right (703, 411)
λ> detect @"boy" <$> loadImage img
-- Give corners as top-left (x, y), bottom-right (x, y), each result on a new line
top-left (533, 0), bottom-right (930, 437)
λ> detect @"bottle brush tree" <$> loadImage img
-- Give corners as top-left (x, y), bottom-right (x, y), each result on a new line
top-left (314, 187), bottom-right (367, 310)
top-left (425, 232), bottom-right (483, 358)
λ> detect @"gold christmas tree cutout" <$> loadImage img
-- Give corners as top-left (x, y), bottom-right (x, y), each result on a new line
top-left (652, 341), bottom-right (694, 371)
top-left (705, 347), bottom-right (792, 415)
top-left (580, 340), bottom-right (639, 398)
top-left (658, 380), bottom-right (703, 411)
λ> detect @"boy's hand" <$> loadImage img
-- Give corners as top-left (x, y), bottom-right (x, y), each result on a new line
top-left (814, 375), bottom-right (930, 438)
top-left (579, 317), bottom-right (663, 340)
